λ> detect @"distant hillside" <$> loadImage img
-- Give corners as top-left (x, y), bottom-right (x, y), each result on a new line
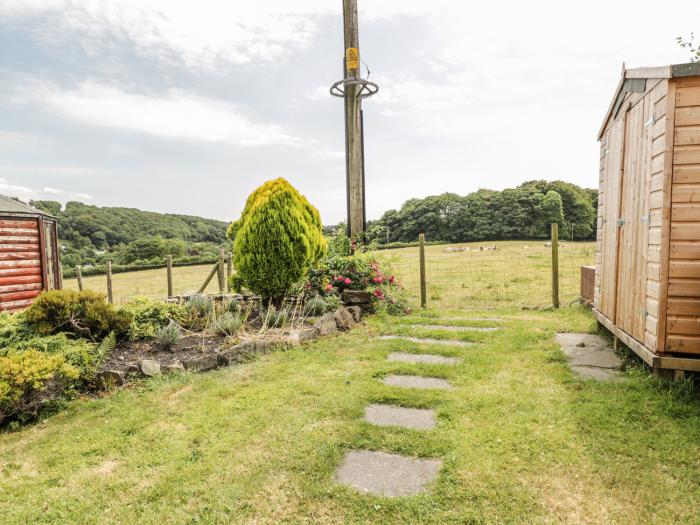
top-left (30, 200), bottom-right (227, 249)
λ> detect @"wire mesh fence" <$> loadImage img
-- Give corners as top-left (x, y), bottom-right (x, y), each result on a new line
top-left (379, 241), bottom-right (595, 309)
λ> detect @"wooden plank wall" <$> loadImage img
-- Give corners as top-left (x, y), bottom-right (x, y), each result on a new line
top-left (595, 109), bottom-right (625, 319)
top-left (643, 80), bottom-right (669, 352)
top-left (595, 80), bottom-right (668, 353)
top-left (666, 77), bottom-right (700, 355)
top-left (0, 218), bottom-right (43, 312)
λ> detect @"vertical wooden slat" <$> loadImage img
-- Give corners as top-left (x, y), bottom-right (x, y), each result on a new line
top-left (657, 80), bottom-right (677, 354)
top-left (36, 216), bottom-right (48, 291)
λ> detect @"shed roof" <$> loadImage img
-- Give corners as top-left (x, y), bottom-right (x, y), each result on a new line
top-left (598, 61), bottom-right (700, 139)
top-left (0, 194), bottom-right (57, 218)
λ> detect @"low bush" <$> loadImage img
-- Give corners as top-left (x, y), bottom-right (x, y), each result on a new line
top-left (211, 312), bottom-right (242, 336)
top-left (263, 307), bottom-right (288, 329)
top-left (155, 322), bottom-right (181, 349)
top-left (25, 290), bottom-right (132, 341)
top-left (0, 349), bottom-right (79, 427)
top-left (122, 297), bottom-right (186, 340)
top-left (303, 295), bottom-right (328, 317)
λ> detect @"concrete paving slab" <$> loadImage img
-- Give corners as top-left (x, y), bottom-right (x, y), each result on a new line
top-left (442, 316), bottom-right (504, 322)
top-left (382, 374), bottom-right (453, 390)
top-left (335, 450), bottom-right (442, 497)
top-left (364, 404), bottom-right (436, 430)
top-left (412, 324), bottom-right (498, 332)
top-left (379, 335), bottom-right (475, 347)
top-left (555, 332), bottom-right (624, 381)
top-left (388, 352), bottom-right (461, 365)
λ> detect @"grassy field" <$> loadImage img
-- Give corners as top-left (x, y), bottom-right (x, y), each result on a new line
top-left (63, 263), bottom-right (223, 304)
top-left (64, 240), bottom-right (595, 309)
top-left (1, 308), bottom-right (699, 524)
top-left (380, 240), bottom-right (595, 309)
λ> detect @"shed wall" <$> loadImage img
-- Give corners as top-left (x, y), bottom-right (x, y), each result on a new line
top-left (666, 77), bottom-right (700, 355)
top-left (0, 218), bottom-right (44, 311)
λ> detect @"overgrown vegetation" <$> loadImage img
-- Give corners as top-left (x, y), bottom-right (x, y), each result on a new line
top-left (229, 178), bottom-right (327, 306)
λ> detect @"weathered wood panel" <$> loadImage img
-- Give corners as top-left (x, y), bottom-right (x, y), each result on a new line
top-left (667, 334), bottom-right (700, 354)
top-left (675, 106), bottom-right (700, 126)
top-left (0, 298), bottom-right (36, 311)
top-left (0, 289), bottom-right (40, 303)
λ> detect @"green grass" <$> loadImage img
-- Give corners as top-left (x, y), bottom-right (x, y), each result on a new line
top-left (2, 307), bottom-right (699, 524)
top-left (63, 263), bottom-right (222, 304)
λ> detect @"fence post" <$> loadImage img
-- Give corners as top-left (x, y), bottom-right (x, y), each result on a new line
top-left (218, 248), bottom-right (226, 293)
top-left (551, 223), bottom-right (560, 308)
top-left (226, 252), bottom-right (233, 290)
top-left (106, 261), bottom-right (113, 304)
top-left (419, 233), bottom-right (427, 308)
top-left (166, 255), bottom-right (173, 298)
top-left (198, 262), bottom-right (220, 294)
top-left (76, 265), bottom-right (84, 291)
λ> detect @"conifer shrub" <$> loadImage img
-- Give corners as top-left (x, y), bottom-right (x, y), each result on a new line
top-left (25, 290), bottom-right (132, 341)
top-left (0, 349), bottom-right (79, 426)
top-left (228, 178), bottom-right (326, 306)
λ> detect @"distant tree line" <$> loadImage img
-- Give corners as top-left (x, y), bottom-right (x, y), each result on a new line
top-left (30, 200), bottom-right (229, 275)
top-left (357, 180), bottom-right (597, 245)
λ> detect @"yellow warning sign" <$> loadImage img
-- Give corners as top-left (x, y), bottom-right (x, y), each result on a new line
top-left (346, 47), bottom-right (359, 70)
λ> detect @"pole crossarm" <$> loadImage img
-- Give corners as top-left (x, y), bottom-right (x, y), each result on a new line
top-left (330, 76), bottom-right (379, 99)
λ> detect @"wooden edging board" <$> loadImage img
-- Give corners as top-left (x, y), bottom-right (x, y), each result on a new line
top-left (593, 308), bottom-right (700, 372)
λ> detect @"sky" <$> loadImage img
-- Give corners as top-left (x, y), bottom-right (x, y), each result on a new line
top-left (0, 0), bottom-right (698, 224)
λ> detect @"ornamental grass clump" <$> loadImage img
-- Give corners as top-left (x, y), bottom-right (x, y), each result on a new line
top-left (303, 295), bottom-right (328, 317)
top-left (228, 178), bottom-right (326, 307)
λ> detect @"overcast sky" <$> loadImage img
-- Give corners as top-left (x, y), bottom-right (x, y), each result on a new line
top-left (0, 1), bottom-right (698, 224)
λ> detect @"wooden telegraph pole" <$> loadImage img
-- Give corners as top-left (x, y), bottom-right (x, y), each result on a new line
top-left (331, 0), bottom-right (378, 241)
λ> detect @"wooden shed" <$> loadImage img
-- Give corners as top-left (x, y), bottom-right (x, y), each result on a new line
top-left (594, 62), bottom-right (700, 375)
top-left (0, 195), bottom-right (61, 312)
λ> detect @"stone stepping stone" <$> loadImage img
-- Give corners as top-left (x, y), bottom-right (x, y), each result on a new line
top-left (378, 335), bottom-right (474, 347)
top-left (388, 352), bottom-right (460, 365)
top-left (335, 450), bottom-right (442, 497)
top-left (442, 316), bottom-right (503, 322)
top-left (412, 324), bottom-right (498, 332)
top-left (364, 404), bottom-right (436, 430)
top-left (555, 332), bottom-right (624, 381)
top-left (382, 374), bottom-right (452, 390)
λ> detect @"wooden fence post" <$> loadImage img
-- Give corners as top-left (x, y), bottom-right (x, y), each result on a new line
top-left (419, 233), bottom-right (427, 308)
top-left (226, 252), bottom-right (233, 291)
top-left (198, 262), bottom-right (220, 294)
top-left (166, 255), bottom-right (173, 298)
top-left (76, 265), bottom-right (83, 291)
top-left (551, 223), bottom-right (560, 308)
top-left (106, 261), bottom-right (113, 304)
top-left (218, 248), bottom-right (226, 293)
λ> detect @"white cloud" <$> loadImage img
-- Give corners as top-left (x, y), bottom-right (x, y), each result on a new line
top-left (0, 182), bottom-right (38, 198)
top-left (42, 187), bottom-right (64, 195)
top-left (0, 130), bottom-right (55, 150)
top-left (14, 80), bottom-right (297, 146)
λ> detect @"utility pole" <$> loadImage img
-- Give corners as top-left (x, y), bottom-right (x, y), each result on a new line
top-left (331, 0), bottom-right (378, 241)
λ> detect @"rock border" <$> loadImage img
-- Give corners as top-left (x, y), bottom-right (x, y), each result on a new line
top-left (97, 307), bottom-right (363, 389)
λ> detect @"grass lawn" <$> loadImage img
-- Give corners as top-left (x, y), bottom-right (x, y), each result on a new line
top-left (2, 307), bottom-right (699, 524)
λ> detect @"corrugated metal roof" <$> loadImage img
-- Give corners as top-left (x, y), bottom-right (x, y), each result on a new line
top-left (0, 194), bottom-right (56, 218)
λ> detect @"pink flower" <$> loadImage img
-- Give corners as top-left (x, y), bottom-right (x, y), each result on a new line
top-left (344, 278), bottom-right (351, 285)
top-left (326, 283), bottom-right (333, 291)
top-left (389, 275), bottom-right (395, 284)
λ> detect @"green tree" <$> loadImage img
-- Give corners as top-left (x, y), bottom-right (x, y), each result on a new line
top-left (229, 178), bottom-right (326, 306)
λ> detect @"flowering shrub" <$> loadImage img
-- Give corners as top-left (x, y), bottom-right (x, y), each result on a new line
top-left (303, 251), bottom-right (411, 315)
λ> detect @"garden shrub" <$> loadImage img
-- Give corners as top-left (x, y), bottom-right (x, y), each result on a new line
top-left (228, 178), bottom-right (326, 306)
top-left (211, 312), bottom-right (242, 336)
top-left (303, 295), bottom-right (328, 317)
top-left (122, 297), bottom-right (186, 340)
top-left (25, 290), bottom-right (132, 341)
top-left (155, 322), bottom-right (181, 349)
top-left (0, 349), bottom-right (79, 426)
top-left (263, 307), bottom-right (288, 329)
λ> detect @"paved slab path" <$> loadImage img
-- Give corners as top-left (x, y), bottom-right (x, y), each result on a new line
top-left (379, 335), bottom-right (475, 347)
top-left (364, 404), bottom-right (436, 430)
top-left (555, 333), bottom-right (624, 381)
top-left (383, 374), bottom-right (453, 390)
top-left (388, 352), bottom-right (461, 365)
top-left (335, 450), bottom-right (443, 497)
top-left (412, 324), bottom-right (499, 332)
